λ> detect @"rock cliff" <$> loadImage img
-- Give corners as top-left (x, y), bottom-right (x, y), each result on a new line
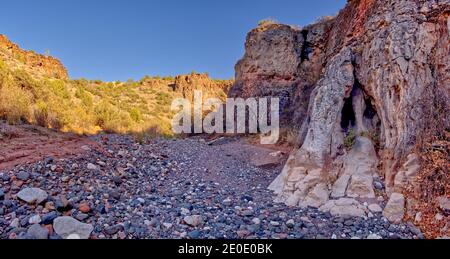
top-left (173, 73), bottom-right (233, 101)
top-left (0, 35), bottom-right (68, 79)
top-left (231, 0), bottom-right (449, 236)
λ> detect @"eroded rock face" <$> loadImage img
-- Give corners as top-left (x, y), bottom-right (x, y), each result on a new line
top-left (233, 0), bottom-right (449, 219)
top-left (229, 24), bottom-right (305, 123)
top-left (0, 35), bottom-right (68, 79)
top-left (173, 73), bottom-right (233, 101)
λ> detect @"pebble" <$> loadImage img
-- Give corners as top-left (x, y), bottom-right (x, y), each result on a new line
top-left (270, 221), bottom-right (280, 227)
top-left (28, 215), bottom-right (41, 225)
top-left (10, 218), bottom-right (20, 228)
top-left (183, 215), bottom-right (203, 227)
top-left (286, 219), bottom-right (295, 228)
top-left (79, 202), bottom-right (91, 213)
top-left (163, 223), bottom-right (173, 229)
top-left (27, 224), bottom-right (49, 239)
top-left (16, 171), bottom-right (30, 181)
top-left (87, 163), bottom-right (97, 171)
top-left (55, 196), bottom-right (73, 212)
top-left (188, 230), bottom-right (201, 239)
top-left (0, 136), bottom-right (418, 240)
top-left (17, 188), bottom-right (48, 204)
top-left (41, 212), bottom-right (58, 225)
top-left (252, 218), bottom-right (261, 225)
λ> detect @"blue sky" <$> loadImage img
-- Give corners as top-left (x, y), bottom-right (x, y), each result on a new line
top-left (0, 0), bottom-right (346, 81)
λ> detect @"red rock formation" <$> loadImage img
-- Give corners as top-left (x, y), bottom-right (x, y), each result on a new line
top-left (231, 0), bottom-right (449, 229)
top-left (173, 73), bottom-right (233, 101)
top-left (0, 35), bottom-right (68, 79)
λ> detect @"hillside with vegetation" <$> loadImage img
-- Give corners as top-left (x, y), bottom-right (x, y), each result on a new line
top-left (0, 35), bottom-right (233, 138)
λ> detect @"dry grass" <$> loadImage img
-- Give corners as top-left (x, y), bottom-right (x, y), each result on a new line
top-left (0, 84), bottom-right (32, 124)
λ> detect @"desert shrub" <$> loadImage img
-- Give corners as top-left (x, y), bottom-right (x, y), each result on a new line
top-left (11, 69), bottom-right (37, 93)
top-left (47, 111), bottom-right (64, 130)
top-left (66, 106), bottom-right (98, 135)
top-left (0, 84), bottom-right (32, 124)
top-left (162, 76), bottom-right (174, 81)
top-left (129, 108), bottom-right (143, 122)
top-left (42, 79), bottom-right (70, 99)
top-left (94, 101), bottom-right (132, 133)
top-left (279, 127), bottom-right (300, 147)
top-left (156, 92), bottom-right (172, 105)
top-left (258, 18), bottom-right (279, 28)
top-left (75, 88), bottom-right (93, 108)
top-left (344, 128), bottom-right (356, 151)
top-left (133, 125), bottom-right (162, 144)
top-left (33, 101), bottom-right (49, 127)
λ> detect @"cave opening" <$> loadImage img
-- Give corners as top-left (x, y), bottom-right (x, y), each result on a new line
top-left (341, 94), bottom-right (356, 132)
top-left (300, 30), bottom-right (312, 62)
top-left (363, 97), bottom-right (377, 120)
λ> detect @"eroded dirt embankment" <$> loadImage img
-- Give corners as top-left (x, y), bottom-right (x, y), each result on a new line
top-left (0, 122), bottom-right (99, 171)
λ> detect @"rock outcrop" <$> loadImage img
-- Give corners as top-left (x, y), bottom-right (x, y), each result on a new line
top-left (231, 0), bottom-right (449, 225)
top-left (229, 24), bottom-right (304, 123)
top-left (173, 73), bottom-right (233, 101)
top-left (0, 35), bottom-right (68, 79)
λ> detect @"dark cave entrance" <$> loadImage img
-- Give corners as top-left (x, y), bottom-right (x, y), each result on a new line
top-left (340, 81), bottom-right (383, 151)
top-left (363, 98), bottom-right (378, 121)
top-left (341, 94), bottom-right (356, 132)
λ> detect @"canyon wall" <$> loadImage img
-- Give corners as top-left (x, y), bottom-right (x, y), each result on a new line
top-left (0, 35), bottom-right (68, 79)
top-left (231, 0), bottom-right (449, 234)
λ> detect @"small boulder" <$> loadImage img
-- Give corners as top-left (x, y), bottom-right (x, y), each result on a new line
top-left (41, 212), bottom-right (58, 225)
top-left (87, 163), bottom-right (97, 171)
top-left (437, 196), bottom-right (450, 215)
top-left (53, 216), bottom-right (93, 239)
top-left (368, 204), bottom-right (383, 213)
top-left (383, 193), bottom-right (405, 224)
top-left (28, 215), bottom-right (42, 225)
top-left (183, 215), bottom-right (203, 227)
top-left (27, 224), bottom-right (49, 240)
top-left (55, 196), bottom-right (73, 212)
top-left (16, 171), bottom-right (30, 181)
top-left (79, 202), bottom-right (91, 213)
top-left (17, 188), bottom-right (48, 204)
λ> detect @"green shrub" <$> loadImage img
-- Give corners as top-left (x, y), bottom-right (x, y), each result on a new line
top-left (129, 108), bottom-right (143, 122)
top-left (11, 69), bottom-right (37, 93)
top-left (43, 79), bottom-right (70, 99)
top-left (344, 128), bottom-right (356, 151)
top-left (94, 101), bottom-right (132, 133)
top-left (75, 88), bottom-right (93, 108)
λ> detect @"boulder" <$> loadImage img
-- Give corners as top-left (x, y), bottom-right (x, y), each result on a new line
top-left (53, 216), bottom-right (93, 239)
top-left (17, 188), bottom-right (48, 204)
top-left (383, 193), bottom-right (405, 223)
top-left (183, 215), bottom-right (203, 227)
top-left (368, 204), bottom-right (383, 213)
top-left (26, 224), bottom-right (49, 240)
top-left (319, 198), bottom-right (366, 218)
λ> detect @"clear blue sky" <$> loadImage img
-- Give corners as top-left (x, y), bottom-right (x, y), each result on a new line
top-left (0, 0), bottom-right (346, 81)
